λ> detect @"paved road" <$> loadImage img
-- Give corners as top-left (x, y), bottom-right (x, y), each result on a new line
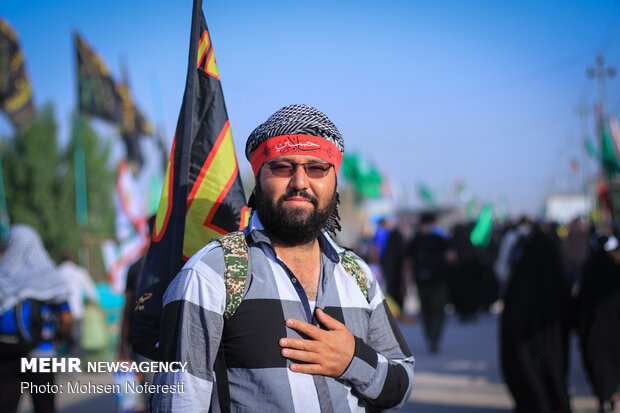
top-left (17, 313), bottom-right (600, 413)
top-left (391, 312), bottom-right (599, 413)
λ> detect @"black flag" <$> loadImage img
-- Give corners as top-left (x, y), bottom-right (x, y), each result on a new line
top-left (74, 32), bottom-right (120, 123)
top-left (133, 0), bottom-right (249, 359)
top-left (0, 16), bottom-right (34, 132)
top-left (117, 80), bottom-right (154, 167)
top-left (75, 32), bottom-right (154, 167)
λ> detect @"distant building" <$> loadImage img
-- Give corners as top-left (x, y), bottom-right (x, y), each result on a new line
top-left (544, 194), bottom-right (591, 223)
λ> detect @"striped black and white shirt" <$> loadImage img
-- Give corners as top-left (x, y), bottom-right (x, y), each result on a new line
top-left (153, 213), bottom-right (414, 412)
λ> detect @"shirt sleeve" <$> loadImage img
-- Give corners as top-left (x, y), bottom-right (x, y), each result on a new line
top-left (79, 266), bottom-right (99, 303)
top-left (151, 250), bottom-right (226, 412)
top-left (338, 262), bottom-right (415, 409)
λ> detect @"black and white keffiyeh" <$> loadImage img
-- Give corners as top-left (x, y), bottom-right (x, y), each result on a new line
top-left (245, 104), bottom-right (345, 161)
top-left (0, 224), bottom-right (70, 313)
top-left (245, 104), bottom-right (345, 234)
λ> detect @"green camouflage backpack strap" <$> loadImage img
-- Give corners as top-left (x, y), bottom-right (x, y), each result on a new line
top-left (338, 250), bottom-right (369, 303)
top-left (216, 231), bottom-right (250, 319)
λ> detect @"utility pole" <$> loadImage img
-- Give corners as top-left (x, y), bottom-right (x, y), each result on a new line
top-left (577, 104), bottom-right (590, 201)
top-left (587, 55), bottom-right (615, 118)
top-left (587, 55), bottom-right (616, 222)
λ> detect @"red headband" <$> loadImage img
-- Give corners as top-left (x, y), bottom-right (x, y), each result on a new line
top-left (249, 134), bottom-right (343, 177)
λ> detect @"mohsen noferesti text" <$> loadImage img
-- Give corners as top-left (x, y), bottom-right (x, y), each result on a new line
top-left (66, 381), bottom-right (185, 394)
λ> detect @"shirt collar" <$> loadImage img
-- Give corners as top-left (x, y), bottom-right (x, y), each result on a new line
top-left (245, 211), bottom-right (340, 263)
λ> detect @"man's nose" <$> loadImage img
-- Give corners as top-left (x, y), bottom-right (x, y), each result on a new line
top-left (288, 164), bottom-right (310, 190)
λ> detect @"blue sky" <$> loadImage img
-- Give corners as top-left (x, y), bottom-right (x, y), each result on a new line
top-left (2, 0), bottom-right (620, 216)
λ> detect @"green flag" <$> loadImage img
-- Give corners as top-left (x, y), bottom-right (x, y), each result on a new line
top-left (601, 125), bottom-right (620, 177)
top-left (341, 153), bottom-right (382, 199)
top-left (417, 183), bottom-right (435, 205)
top-left (470, 204), bottom-right (494, 247)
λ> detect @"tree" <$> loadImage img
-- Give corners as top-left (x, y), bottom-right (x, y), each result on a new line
top-left (67, 113), bottom-right (115, 238)
top-left (1, 102), bottom-right (115, 261)
top-left (2, 102), bottom-right (68, 254)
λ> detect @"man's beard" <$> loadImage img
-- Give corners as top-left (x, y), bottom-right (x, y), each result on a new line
top-left (254, 181), bottom-right (337, 246)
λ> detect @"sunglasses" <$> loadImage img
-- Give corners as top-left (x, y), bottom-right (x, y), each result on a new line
top-left (267, 161), bottom-right (333, 179)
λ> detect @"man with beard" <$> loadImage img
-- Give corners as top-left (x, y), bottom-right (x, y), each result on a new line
top-left (152, 105), bottom-right (414, 412)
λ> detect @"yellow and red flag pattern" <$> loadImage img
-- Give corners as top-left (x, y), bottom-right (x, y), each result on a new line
top-left (197, 28), bottom-right (220, 80)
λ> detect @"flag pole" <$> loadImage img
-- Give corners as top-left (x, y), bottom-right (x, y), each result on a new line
top-left (72, 30), bottom-right (89, 267)
top-left (133, 0), bottom-right (249, 361)
top-left (72, 30), bottom-right (89, 229)
top-left (0, 156), bottom-right (10, 240)
top-left (149, 73), bottom-right (169, 172)
top-left (73, 113), bottom-right (88, 227)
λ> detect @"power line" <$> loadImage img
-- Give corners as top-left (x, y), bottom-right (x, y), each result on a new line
top-left (597, 0), bottom-right (620, 53)
top-left (450, 1), bottom-right (620, 105)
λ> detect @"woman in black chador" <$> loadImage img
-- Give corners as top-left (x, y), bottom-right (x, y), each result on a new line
top-left (576, 231), bottom-right (620, 413)
top-left (500, 225), bottom-right (572, 413)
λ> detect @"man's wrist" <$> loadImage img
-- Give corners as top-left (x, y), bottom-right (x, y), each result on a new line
top-left (338, 336), bottom-right (378, 385)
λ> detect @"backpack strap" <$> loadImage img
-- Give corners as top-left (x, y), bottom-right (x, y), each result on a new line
top-left (217, 231), bottom-right (250, 319)
top-left (339, 251), bottom-right (369, 303)
top-left (218, 232), bottom-right (369, 316)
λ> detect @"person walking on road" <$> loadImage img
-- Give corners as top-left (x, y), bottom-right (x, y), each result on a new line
top-left (0, 224), bottom-right (72, 413)
top-left (57, 250), bottom-right (98, 357)
top-left (576, 229), bottom-right (620, 413)
top-left (500, 225), bottom-right (572, 413)
top-left (408, 212), bottom-right (451, 354)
